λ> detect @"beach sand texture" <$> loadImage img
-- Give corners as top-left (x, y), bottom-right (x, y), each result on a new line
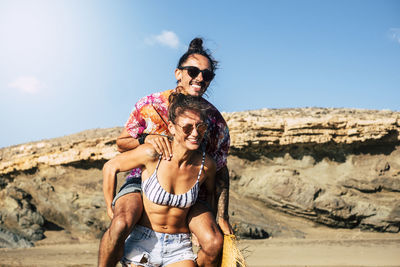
top-left (1, 198), bottom-right (399, 267)
top-left (0, 232), bottom-right (399, 266)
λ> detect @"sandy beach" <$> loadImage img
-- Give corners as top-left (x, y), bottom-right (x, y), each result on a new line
top-left (1, 187), bottom-right (399, 267)
top-left (1, 228), bottom-right (399, 267)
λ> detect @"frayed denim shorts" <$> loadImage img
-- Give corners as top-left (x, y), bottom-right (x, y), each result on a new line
top-left (121, 225), bottom-right (196, 267)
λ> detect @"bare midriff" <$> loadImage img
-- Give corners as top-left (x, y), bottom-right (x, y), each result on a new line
top-left (138, 194), bottom-right (191, 234)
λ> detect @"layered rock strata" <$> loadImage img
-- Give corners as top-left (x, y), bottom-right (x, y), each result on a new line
top-left (0, 108), bottom-right (399, 247)
top-left (224, 108), bottom-right (400, 233)
top-left (0, 128), bottom-right (121, 247)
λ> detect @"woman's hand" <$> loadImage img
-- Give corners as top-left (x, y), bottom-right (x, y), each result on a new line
top-left (145, 135), bottom-right (172, 160)
top-left (218, 217), bottom-right (234, 235)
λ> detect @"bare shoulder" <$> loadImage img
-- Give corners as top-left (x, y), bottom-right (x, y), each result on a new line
top-left (117, 143), bottom-right (159, 166)
top-left (140, 144), bottom-right (160, 161)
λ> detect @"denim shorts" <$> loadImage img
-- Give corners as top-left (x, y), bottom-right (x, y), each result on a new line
top-left (121, 225), bottom-right (196, 267)
top-left (112, 178), bottom-right (142, 207)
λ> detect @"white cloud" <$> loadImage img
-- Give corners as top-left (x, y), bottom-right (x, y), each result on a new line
top-left (145, 31), bottom-right (180, 49)
top-left (8, 76), bottom-right (44, 94)
top-left (389, 28), bottom-right (400, 45)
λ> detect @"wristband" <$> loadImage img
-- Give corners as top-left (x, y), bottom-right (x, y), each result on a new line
top-left (138, 133), bottom-right (149, 145)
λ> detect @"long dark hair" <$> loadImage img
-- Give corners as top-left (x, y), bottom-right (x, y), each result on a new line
top-left (168, 92), bottom-right (209, 124)
top-left (177, 38), bottom-right (218, 72)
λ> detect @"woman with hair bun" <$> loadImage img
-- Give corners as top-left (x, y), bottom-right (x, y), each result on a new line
top-left (99, 38), bottom-right (232, 267)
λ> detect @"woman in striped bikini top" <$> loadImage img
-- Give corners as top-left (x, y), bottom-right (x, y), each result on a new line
top-left (102, 93), bottom-right (216, 235)
top-left (142, 151), bottom-right (205, 209)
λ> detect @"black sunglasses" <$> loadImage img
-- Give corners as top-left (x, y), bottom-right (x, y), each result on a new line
top-left (176, 122), bottom-right (208, 136)
top-left (178, 66), bottom-right (215, 82)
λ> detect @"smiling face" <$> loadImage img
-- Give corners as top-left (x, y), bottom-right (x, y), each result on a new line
top-left (168, 110), bottom-right (206, 151)
top-left (175, 54), bottom-right (213, 97)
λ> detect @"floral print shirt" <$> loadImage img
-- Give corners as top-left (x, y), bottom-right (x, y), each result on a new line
top-left (125, 89), bottom-right (230, 180)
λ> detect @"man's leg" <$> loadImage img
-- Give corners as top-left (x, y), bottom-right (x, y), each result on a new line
top-left (188, 202), bottom-right (223, 267)
top-left (98, 192), bottom-right (143, 267)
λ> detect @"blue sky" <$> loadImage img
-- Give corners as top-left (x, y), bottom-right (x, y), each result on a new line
top-left (0, 0), bottom-right (399, 148)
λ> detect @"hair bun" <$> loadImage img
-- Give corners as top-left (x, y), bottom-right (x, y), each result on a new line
top-left (177, 37), bottom-right (218, 72)
top-left (188, 38), bottom-right (203, 52)
top-left (168, 91), bottom-right (184, 106)
top-left (168, 91), bottom-right (210, 124)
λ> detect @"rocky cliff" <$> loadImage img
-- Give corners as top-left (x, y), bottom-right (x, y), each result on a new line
top-left (224, 108), bottom-right (400, 234)
top-left (1, 108), bottom-right (399, 247)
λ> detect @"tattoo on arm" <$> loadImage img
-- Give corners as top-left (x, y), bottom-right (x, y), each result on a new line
top-left (216, 166), bottom-right (230, 220)
top-left (218, 188), bottom-right (229, 220)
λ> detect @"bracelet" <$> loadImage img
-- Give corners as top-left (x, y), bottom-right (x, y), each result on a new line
top-left (138, 133), bottom-right (149, 145)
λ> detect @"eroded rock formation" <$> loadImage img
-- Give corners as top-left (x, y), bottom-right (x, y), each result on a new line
top-left (1, 108), bottom-right (399, 247)
top-left (0, 128), bottom-right (121, 247)
top-left (225, 108), bottom-right (400, 233)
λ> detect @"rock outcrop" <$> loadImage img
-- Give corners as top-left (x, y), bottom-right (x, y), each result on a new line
top-left (225, 108), bottom-right (400, 233)
top-left (1, 108), bottom-right (399, 247)
top-left (224, 108), bottom-right (400, 159)
top-left (0, 128), bottom-right (121, 247)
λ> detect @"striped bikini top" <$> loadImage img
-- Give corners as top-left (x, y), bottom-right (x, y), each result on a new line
top-left (142, 151), bottom-right (205, 209)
